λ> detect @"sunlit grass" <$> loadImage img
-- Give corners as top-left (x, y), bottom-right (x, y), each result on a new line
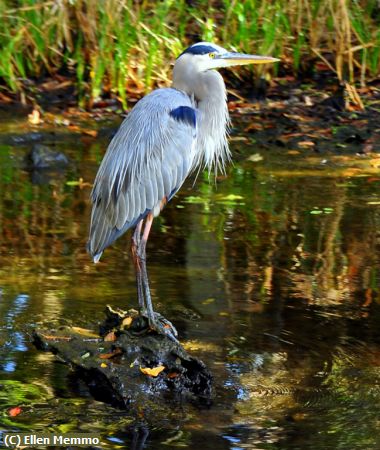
top-left (0, 0), bottom-right (378, 108)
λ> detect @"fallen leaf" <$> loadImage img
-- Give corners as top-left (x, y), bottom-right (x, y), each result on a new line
top-left (279, 132), bottom-right (305, 141)
top-left (304, 96), bottom-right (313, 106)
top-left (369, 158), bottom-right (380, 168)
top-left (229, 136), bottom-right (249, 142)
top-left (104, 331), bottom-right (117, 342)
top-left (0, 92), bottom-right (13, 103)
top-left (298, 140), bottom-right (315, 148)
top-left (71, 327), bottom-right (99, 338)
top-left (292, 412), bottom-right (308, 421)
top-left (202, 298), bottom-right (215, 305)
top-left (100, 362), bottom-right (108, 368)
top-left (362, 288), bottom-right (373, 308)
top-left (99, 348), bottom-right (123, 359)
top-left (342, 168), bottom-right (363, 177)
top-left (122, 317), bottom-right (133, 328)
top-left (40, 79), bottom-right (73, 90)
top-left (167, 371), bottom-right (179, 379)
top-left (28, 109), bottom-right (41, 125)
top-left (287, 150), bottom-right (300, 155)
top-left (247, 153), bottom-right (263, 162)
top-left (68, 124), bottom-right (81, 132)
top-left (140, 365), bottom-right (165, 377)
top-left (82, 129), bottom-right (98, 137)
top-left (9, 407), bottom-right (22, 417)
top-left (244, 122), bottom-right (264, 132)
top-left (283, 113), bottom-right (313, 123)
top-left (39, 333), bottom-right (72, 341)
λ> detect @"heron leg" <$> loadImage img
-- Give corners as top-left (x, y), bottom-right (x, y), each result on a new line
top-left (135, 213), bottom-right (178, 341)
top-left (131, 220), bottom-right (144, 309)
top-left (138, 213), bottom-right (155, 321)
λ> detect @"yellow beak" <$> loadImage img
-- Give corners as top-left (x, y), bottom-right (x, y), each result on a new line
top-left (216, 52), bottom-right (280, 67)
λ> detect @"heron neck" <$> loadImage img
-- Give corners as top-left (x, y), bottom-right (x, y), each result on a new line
top-left (196, 71), bottom-right (230, 173)
top-left (172, 69), bottom-right (231, 173)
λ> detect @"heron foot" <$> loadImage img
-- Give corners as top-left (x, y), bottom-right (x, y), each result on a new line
top-left (139, 310), bottom-right (178, 343)
top-left (150, 312), bottom-right (178, 339)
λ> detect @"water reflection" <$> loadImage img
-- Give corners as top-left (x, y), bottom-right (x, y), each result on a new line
top-left (0, 294), bottom-right (29, 372)
top-left (0, 120), bottom-right (379, 449)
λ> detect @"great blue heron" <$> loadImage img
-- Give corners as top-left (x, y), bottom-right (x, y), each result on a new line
top-left (88, 42), bottom-right (278, 340)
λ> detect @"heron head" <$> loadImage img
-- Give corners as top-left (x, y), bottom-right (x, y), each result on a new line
top-left (177, 42), bottom-right (279, 71)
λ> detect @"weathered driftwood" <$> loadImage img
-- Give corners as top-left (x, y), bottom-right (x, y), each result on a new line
top-left (33, 306), bottom-right (212, 411)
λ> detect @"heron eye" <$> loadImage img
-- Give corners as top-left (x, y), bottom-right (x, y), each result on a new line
top-left (209, 52), bottom-right (216, 59)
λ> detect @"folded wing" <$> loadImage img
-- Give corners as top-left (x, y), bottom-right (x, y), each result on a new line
top-left (88, 88), bottom-right (197, 262)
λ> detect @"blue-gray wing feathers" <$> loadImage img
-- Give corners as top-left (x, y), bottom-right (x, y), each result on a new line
top-left (88, 88), bottom-right (196, 261)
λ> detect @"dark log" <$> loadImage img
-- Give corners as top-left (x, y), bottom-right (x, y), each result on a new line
top-left (32, 306), bottom-right (212, 412)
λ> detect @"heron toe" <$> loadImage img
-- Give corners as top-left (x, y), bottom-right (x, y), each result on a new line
top-left (143, 311), bottom-right (179, 342)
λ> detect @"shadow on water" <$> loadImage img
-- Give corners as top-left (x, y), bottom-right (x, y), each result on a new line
top-left (0, 115), bottom-right (379, 449)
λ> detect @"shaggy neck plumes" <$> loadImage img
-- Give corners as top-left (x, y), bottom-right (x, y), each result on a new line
top-left (172, 60), bottom-right (231, 175)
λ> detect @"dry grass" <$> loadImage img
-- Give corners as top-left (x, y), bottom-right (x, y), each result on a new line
top-left (0, 0), bottom-right (378, 108)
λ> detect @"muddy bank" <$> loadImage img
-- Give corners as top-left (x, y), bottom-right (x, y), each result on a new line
top-left (1, 76), bottom-right (380, 157)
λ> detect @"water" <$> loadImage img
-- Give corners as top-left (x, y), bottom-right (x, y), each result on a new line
top-left (0, 113), bottom-right (379, 449)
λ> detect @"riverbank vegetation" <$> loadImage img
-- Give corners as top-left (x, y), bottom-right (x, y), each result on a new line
top-left (0, 0), bottom-right (379, 109)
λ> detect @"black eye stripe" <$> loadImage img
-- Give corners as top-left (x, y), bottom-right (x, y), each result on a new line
top-left (178, 45), bottom-right (217, 58)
